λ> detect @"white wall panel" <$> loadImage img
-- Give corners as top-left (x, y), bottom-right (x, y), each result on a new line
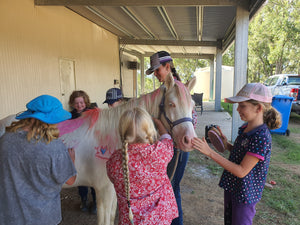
top-left (0, 0), bottom-right (119, 117)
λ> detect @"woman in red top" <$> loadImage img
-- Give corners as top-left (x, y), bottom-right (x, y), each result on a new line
top-left (106, 107), bottom-right (178, 225)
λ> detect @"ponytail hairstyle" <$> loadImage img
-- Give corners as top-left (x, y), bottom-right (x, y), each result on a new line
top-left (161, 61), bottom-right (181, 82)
top-left (247, 100), bottom-right (282, 130)
top-left (118, 107), bottom-right (158, 224)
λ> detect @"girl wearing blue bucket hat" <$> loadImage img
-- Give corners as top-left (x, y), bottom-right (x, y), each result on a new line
top-left (0, 95), bottom-right (77, 225)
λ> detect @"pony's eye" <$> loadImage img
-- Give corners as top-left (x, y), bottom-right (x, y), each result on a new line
top-left (169, 102), bottom-right (176, 107)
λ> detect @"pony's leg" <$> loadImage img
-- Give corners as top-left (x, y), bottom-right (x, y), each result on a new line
top-left (95, 182), bottom-right (116, 225)
top-left (110, 193), bottom-right (117, 224)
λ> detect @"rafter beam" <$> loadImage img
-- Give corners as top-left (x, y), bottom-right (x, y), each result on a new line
top-left (86, 6), bottom-right (136, 38)
top-left (121, 6), bottom-right (156, 39)
top-left (119, 39), bottom-right (218, 47)
top-left (167, 53), bottom-right (214, 60)
top-left (35, 0), bottom-right (239, 6)
top-left (196, 6), bottom-right (204, 41)
top-left (121, 48), bottom-right (214, 60)
top-left (157, 6), bottom-right (178, 40)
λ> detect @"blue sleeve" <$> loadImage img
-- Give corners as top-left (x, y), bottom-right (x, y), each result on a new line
top-left (51, 141), bottom-right (77, 184)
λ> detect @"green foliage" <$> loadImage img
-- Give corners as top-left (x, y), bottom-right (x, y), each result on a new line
top-left (262, 165), bottom-right (300, 223)
top-left (173, 58), bottom-right (209, 82)
top-left (247, 0), bottom-right (300, 82)
top-left (223, 0), bottom-right (300, 83)
top-left (221, 101), bottom-right (233, 116)
top-left (142, 56), bottom-right (208, 94)
top-left (222, 44), bottom-right (235, 66)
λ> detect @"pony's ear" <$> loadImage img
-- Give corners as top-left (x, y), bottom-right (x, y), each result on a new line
top-left (185, 76), bottom-right (196, 92)
top-left (164, 72), bottom-right (175, 91)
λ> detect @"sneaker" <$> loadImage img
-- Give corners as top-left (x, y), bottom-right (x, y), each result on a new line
top-left (80, 200), bottom-right (88, 212)
top-left (90, 202), bottom-right (97, 215)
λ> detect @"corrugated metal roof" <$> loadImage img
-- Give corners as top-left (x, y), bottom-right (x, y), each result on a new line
top-left (35, 0), bottom-right (266, 59)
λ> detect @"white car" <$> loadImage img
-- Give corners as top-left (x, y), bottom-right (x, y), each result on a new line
top-left (263, 74), bottom-right (300, 114)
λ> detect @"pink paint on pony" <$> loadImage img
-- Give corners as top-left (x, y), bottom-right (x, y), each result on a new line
top-left (151, 89), bottom-right (161, 102)
top-left (57, 117), bottom-right (85, 137)
top-left (83, 108), bottom-right (101, 130)
top-left (95, 133), bottom-right (119, 160)
top-left (57, 108), bottom-right (100, 137)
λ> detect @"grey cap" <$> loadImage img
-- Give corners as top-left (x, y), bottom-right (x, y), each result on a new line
top-left (146, 51), bottom-right (173, 75)
top-left (103, 88), bottom-right (123, 105)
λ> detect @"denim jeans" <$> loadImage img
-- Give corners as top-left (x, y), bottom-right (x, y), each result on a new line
top-left (167, 148), bottom-right (190, 225)
top-left (78, 186), bottom-right (96, 202)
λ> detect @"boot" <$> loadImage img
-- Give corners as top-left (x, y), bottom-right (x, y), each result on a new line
top-left (90, 201), bottom-right (97, 215)
top-left (80, 198), bottom-right (88, 212)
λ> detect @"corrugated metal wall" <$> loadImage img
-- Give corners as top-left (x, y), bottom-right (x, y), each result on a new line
top-left (0, 0), bottom-right (120, 118)
top-left (194, 66), bottom-right (234, 101)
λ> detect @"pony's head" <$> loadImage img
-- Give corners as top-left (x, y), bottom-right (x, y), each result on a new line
top-left (159, 73), bottom-right (197, 151)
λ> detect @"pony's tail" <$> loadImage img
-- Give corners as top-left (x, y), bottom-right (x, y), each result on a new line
top-left (122, 141), bottom-right (134, 225)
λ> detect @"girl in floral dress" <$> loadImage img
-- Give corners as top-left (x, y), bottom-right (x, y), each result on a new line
top-left (106, 107), bottom-right (178, 225)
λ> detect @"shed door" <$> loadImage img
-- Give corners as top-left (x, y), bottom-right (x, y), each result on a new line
top-left (59, 58), bottom-right (76, 110)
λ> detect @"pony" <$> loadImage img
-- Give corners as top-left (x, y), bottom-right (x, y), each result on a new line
top-left (0, 73), bottom-right (197, 225)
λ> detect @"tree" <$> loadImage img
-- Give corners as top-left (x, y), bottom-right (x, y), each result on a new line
top-left (223, 0), bottom-right (300, 83)
top-left (141, 57), bottom-right (208, 94)
top-left (222, 44), bottom-right (235, 67)
top-left (248, 0), bottom-right (300, 82)
top-left (173, 58), bottom-right (208, 82)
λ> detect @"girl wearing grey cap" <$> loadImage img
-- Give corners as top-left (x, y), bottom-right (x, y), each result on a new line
top-left (146, 51), bottom-right (181, 82)
top-left (146, 51), bottom-right (197, 225)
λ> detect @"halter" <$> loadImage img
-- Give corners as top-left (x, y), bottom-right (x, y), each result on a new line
top-left (159, 87), bottom-right (193, 133)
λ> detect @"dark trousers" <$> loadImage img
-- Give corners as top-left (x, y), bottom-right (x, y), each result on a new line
top-left (167, 148), bottom-right (189, 225)
top-left (224, 191), bottom-right (257, 225)
top-left (78, 186), bottom-right (96, 202)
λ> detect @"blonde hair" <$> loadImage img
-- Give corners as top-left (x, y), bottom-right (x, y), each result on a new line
top-left (247, 100), bottom-right (282, 130)
top-left (6, 118), bottom-right (59, 144)
top-left (118, 107), bottom-right (158, 224)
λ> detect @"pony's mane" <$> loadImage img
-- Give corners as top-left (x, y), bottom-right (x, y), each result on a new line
top-left (83, 87), bottom-right (164, 159)
top-left (94, 81), bottom-right (192, 150)
top-left (95, 87), bottom-right (163, 139)
top-left (173, 80), bottom-right (192, 108)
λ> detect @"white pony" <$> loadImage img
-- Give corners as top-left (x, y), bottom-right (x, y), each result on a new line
top-left (0, 73), bottom-right (197, 225)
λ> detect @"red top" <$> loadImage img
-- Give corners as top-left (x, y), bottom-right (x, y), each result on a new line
top-left (106, 137), bottom-right (178, 224)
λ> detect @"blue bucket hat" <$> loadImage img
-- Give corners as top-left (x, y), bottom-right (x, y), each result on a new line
top-left (146, 51), bottom-right (173, 75)
top-left (16, 95), bottom-right (71, 124)
top-left (103, 88), bottom-right (123, 105)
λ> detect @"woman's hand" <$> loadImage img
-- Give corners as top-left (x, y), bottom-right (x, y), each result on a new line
top-left (192, 137), bottom-right (214, 157)
top-left (66, 148), bottom-right (76, 185)
top-left (153, 118), bottom-right (168, 136)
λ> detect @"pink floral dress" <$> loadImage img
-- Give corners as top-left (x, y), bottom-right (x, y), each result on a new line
top-left (106, 136), bottom-right (178, 225)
